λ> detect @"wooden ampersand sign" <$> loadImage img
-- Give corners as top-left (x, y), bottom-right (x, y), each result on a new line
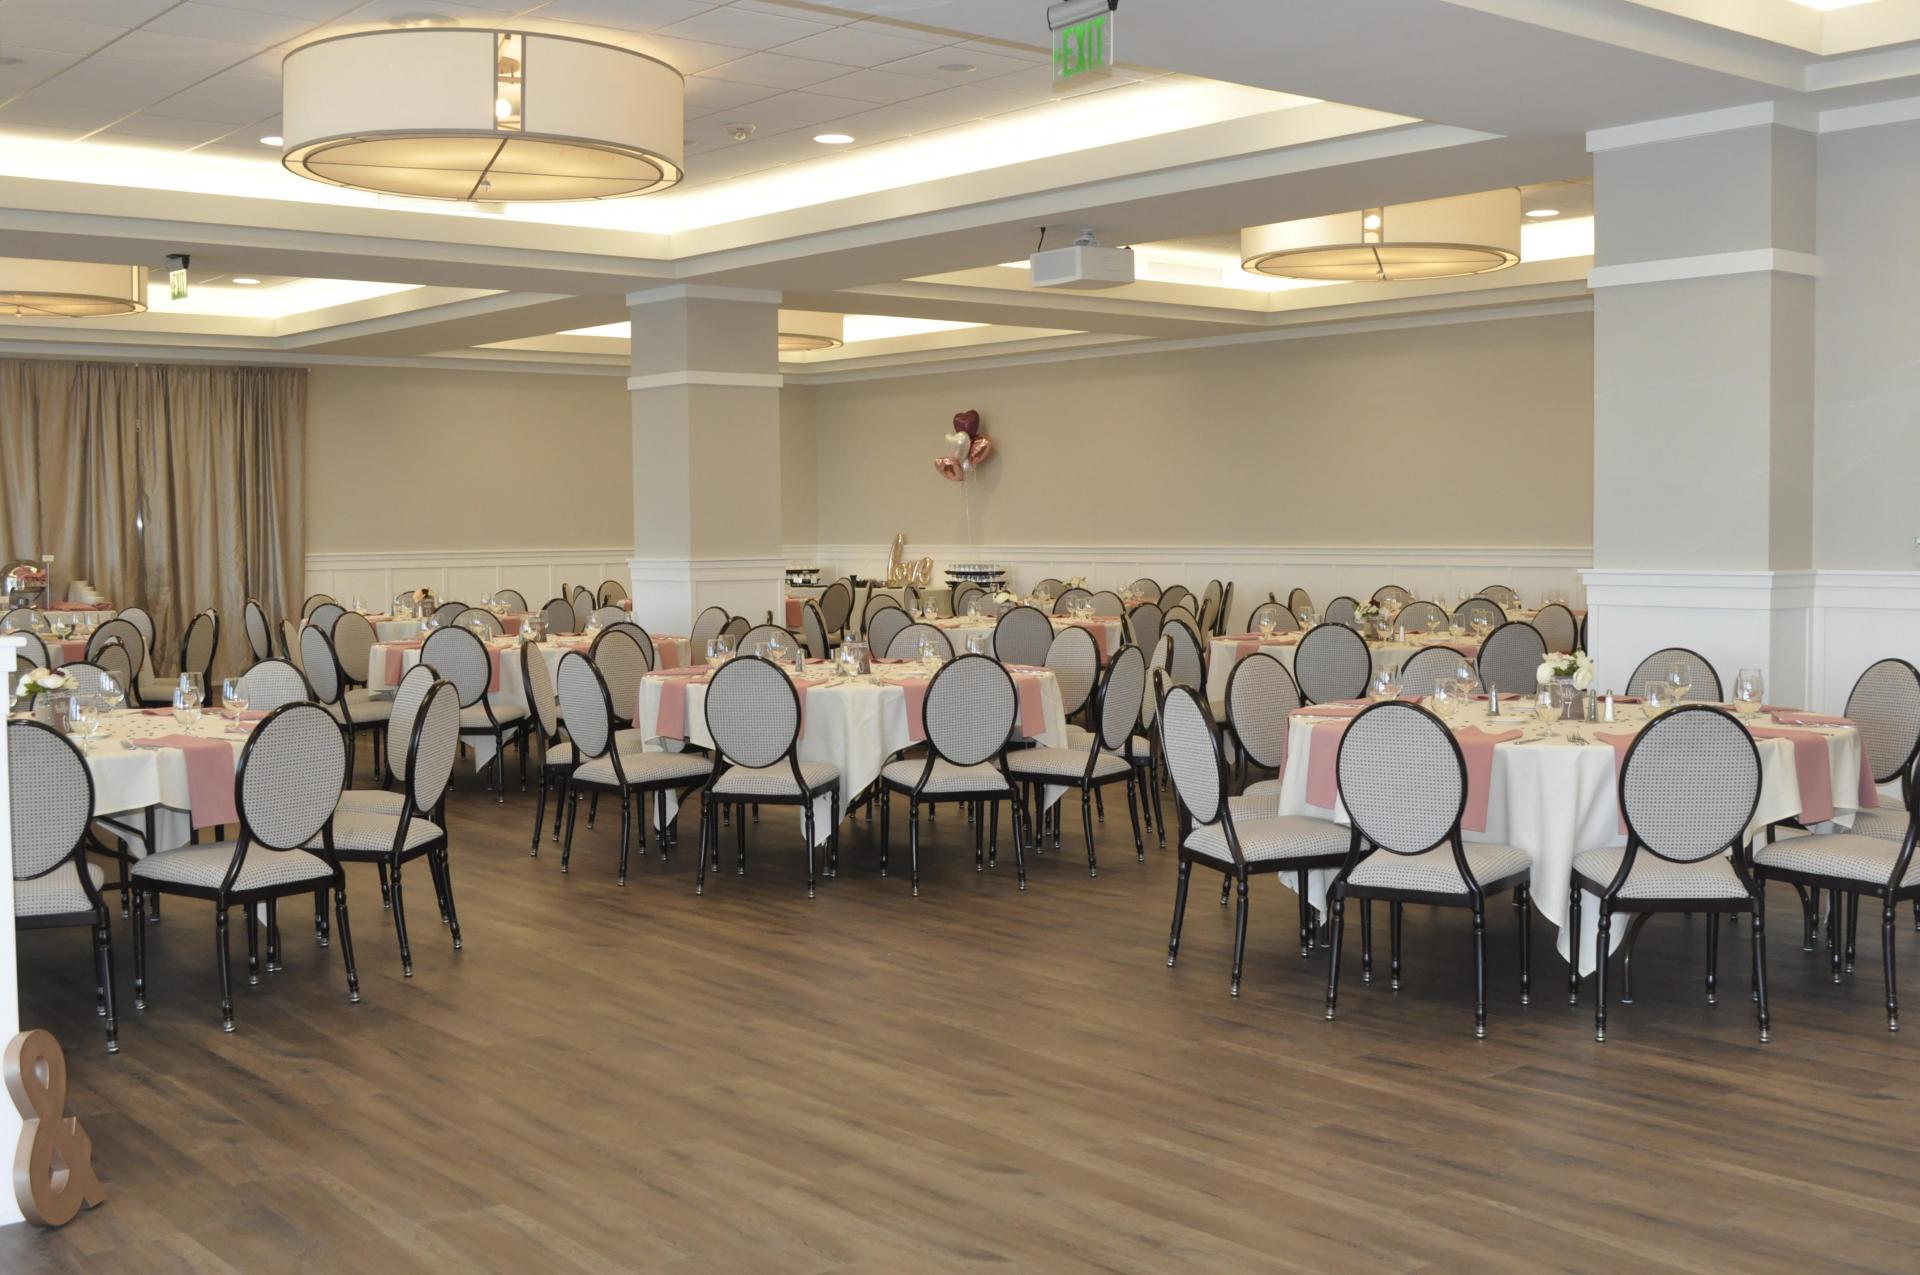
top-left (5, 1030), bottom-right (105, 1226)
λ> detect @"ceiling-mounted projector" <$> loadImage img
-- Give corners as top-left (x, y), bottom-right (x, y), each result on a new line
top-left (1029, 229), bottom-right (1134, 289)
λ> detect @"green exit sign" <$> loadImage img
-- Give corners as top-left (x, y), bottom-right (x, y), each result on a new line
top-left (1052, 10), bottom-right (1112, 85)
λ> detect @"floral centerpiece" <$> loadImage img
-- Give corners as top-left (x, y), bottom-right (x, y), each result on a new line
top-left (991, 589), bottom-right (1020, 606)
top-left (13, 667), bottom-right (73, 704)
top-left (1536, 649), bottom-right (1595, 690)
top-left (1063, 575), bottom-right (1088, 591)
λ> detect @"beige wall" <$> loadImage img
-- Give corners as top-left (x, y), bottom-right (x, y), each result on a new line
top-left (305, 365), bottom-right (632, 552)
top-left (780, 385), bottom-right (818, 548)
top-left (791, 310), bottom-right (1594, 548)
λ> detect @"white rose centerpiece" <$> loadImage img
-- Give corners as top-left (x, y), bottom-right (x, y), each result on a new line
top-left (1536, 649), bottom-right (1595, 691)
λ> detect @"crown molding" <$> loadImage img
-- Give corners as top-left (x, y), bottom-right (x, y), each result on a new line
top-left (1587, 248), bottom-right (1819, 289)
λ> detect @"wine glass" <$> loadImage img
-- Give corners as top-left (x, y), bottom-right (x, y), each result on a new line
top-left (1424, 609), bottom-right (1443, 638)
top-left (97, 670), bottom-right (124, 714)
top-left (172, 682), bottom-right (201, 725)
top-left (706, 634), bottom-right (732, 666)
top-left (1664, 661), bottom-right (1692, 705)
top-left (223, 677), bottom-right (250, 734)
top-left (1371, 664), bottom-right (1403, 701)
top-left (1643, 681), bottom-right (1669, 716)
top-left (1470, 614), bottom-right (1493, 640)
top-left (1535, 692), bottom-right (1562, 730)
top-left (182, 671), bottom-right (205, 706)
top-left (1296, 608), bottom-right (1313, 629)
top-left (1256, 612), bottom-right (1276, 640)
top-left (1733, 667), bottom-right (1765, 714)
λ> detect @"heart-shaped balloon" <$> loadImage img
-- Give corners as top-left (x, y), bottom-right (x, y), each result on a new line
top-left (952, 409), bottom-right (981, 438)
top-left (968, 435), bottom-right (994, 465)
top-left (945, 430), bottom-right (970, 461)
top-left (932, 456), bottom-right (964, 482)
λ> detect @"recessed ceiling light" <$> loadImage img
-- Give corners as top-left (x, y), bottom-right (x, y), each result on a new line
top-left (813, 133), bottom-right (855, 145)
top-left (231, 276), bottom-right (261, 285)
top-left (259, 134), bottom-right (283, 146)
top-left (1525, 207), bottom-right (1560, 218)
top-left (937, 62), bottom-right (977, 73)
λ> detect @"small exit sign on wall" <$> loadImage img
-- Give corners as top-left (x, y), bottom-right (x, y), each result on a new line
top-left (1049, 0), bottom-right (1116, 87)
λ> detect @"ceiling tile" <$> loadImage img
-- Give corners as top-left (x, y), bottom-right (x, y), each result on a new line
top-left (652, 6), bottom-right (831, 50)
top-left (771, 22), bottom-right (941, 67)
top-left (948, 38), bottom-right (1048, 65)
top-left (0, 122), bottom-right (90, 141)
top-left (625, 34), bottom-right (755, 74)
top-left (702, 49), bottom-right (844, 90)
top-left (145, 80), bottom-right (283, 123)
top-left (0, 46), bottom-right (83, 93)
top-left (44, 56), bottom-right (214, 93)
top-left (196, 0), bottom-right (364, 15)
top-left (93, 29), bottom-right (269, 72)
top-left (143, 2), bottom-right (328, 44)
top-left (683, 114), bottom-right (801, 147)
top-left (733, 88), bottom-right (875, 126)
top-left (0, 13), bottom-right (130, 56)
top-left (724, 1), bottom-right (860, 23)
top-left (801, 65), bottom-right (931, 104)
top-left (99, 114), bottom-right (240, 144)
top-left (0, 101), bottom-right (125, 131)
top-left (878, 45), bottom-right (1030, 81)
top-left (1, 0), bottom-right (177, 25)
top-left (682, 75), bottom-right (781, 110)
top-left (525, 0), bottom-right (717, 32)
top-left (903, 83), bottom-right (1036, 122)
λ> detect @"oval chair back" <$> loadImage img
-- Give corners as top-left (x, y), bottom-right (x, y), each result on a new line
top-left (1399, 645), bottom-right (1466, 697)
top-left (1293, 623), bottom-right (1370, 704)
top-left (1394, 600), bottom-right (1446, 633)
top-left (1161, 615), bottom-right (1205, 691)
top-left (993, 605), bottom-right (1053, 667)
top-left (1844, 658), bottom-right (1920, 788)
top-left (1126, 601), bottom-right (1163, 655)
top-left (1244, 600), bottom-right (1296, 634)
top-left (1322, 596), bottom-right (1358, 627)
top-left (9, 719), bottom-right (98, 890)
top-left (865, 604), bottom-right (910, 657)
top-left (597, 579), bottom-right (628, 606)
top-left (1044, 624), bottom-right (1099, 718)
top-left (1626, 647), bottom-right (1723, 702)
top-left (404, 678), bottom-right (462, 815)
top-left (381, 664), bottom-right (439, 790)
top-left (738, 624), bottom-right (798, 657)
top-left (555, 652), bottom-right (614, 763)
top-left (1159, 584), bottom-right (1192, 613)
top-left (1453, 597), bottom-right (1504, 631)
top-left (1478, 584), bottom-right (1517, 608)
top-left (1616, 706), bottom-right (1761, 868)
top-left (589, 626), bottom-right (649, 727)
top-left (92, 640), bottom-right (134, 693)
top-left (889, 624), bottom-right (952, 661)
top-left (300, 593), bottom-right (335, 620)
top-left (704, 656), bottom-right (801, 771)
top-left (522, 642), bottom-right (562, 743)
top-left (180, 610), bottom-right (219, 687)
top-left (923, 654), bottom-right (1017, 767)
top-left (800, 600), bottom-right (833, 660)
top-left (1287, 587), bottom-right (1313, 617)
top-left (299, 623), bottom-right (343, 704)
top-left (1087, 590), bottom-right (1124, 617)
top-left (1157, 684), bottom-right (1226, 832)
top-left (1336, 701), bottom-right (1463, 858)
top-left (277, 619), bottom-right (302, 670)
top-left (236, 704), bottom-right (347, 864)
top-left (720, 615), bottom-right (750, 644)
top-left (86, 619), bottom-right (144, 684)
top-left (308, 602), bottom-right (345, 635)
top-left (1533, 603), bottom-right (1578, 655)
top-left (455, 608), bottom-right (504, 638)
top-left (587, 606), bottom-right (626, 629)
top-left (493, 588), bottom-right (528, 611)
top-left (331, 610), bottom-right (376, 685)
top-left (244, 598), bottom-right (273, 664)
top-left (818, 581), bottom-right (852, 634)
top-left (602, 621), bottom-right (655, 669)
top-left (1226, 652), bottom-right (1300, 773)
top-left (1478, 622), bottom-right (1546, 695)
top-left (419, 625), bottom-right (492, 710)
top-left (689, 606), bottom-right (729, 653)
top-left (541, 597), bottom-right (576, 635)
top-left (1053, 587), bottom-right (1093, 614)
top-left (1096, 645), bottom-right (1148, 754)
top-left (237, 658), bottom-right (312, 710)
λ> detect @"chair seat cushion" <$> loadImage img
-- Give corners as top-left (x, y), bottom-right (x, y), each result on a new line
top-left (460, 703), bottom-right (527, 729)
top-left (1064, 726), bottom-right (1150, 755)
top-left (308, 811), bottom-right (441, 854)
top-left (713, 760), bottom-right (840, 797)
top-left (881, 759), bottom-right (1010, 794)
top-left (327, 689), bottom-right (393, 723)
top-left (574, 750), bottom-right (712, 787)
top-left (132, 843), bottom-right (333, 891)
top-left (1572, 847), bottom-right (1748, 900)
top-left (545, 729), bottom-right (648, 768)
top-left (1227, 790), bottom-right (1282, 820)
top-left (1348, 842), bottom-right (1531, 895)
top-left (1186, 814), bottom-right (1348, 864)
top-left (1754, 832), bottom-right (1920, 887)
top-left (1006, 747), bottom-right (1131, 780)
top-left (15, 861), bottom-right (104, 918)
top-left (337, 789), bottom-right (406, 816)
top-left (1847, 808), bottom-right (1910, 843)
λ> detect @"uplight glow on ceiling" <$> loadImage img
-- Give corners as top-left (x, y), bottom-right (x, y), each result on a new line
top-left (563, 315), bottom-right (983, 346)
top-left (145, 276), bottom-right (418, 317)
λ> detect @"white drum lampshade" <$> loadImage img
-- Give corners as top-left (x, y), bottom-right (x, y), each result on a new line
top-left (777, 311), bottom-right (844, 353)
top-left (281, 29), bottom-right (684, 202)
top-left (0, 259), bottom-right (148, 318)
top-left (1241, 189), bottom-right (1522, 282)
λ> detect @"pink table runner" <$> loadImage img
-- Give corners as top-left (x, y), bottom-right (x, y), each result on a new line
top-left (1454, 726), bottom-right (1523, 831)
top-left (652, 668), bottom-right (714, 740)
top-left (47, 637), bottom-right (88, 668)
top-left (1289, 703), bottom-right (1369, 808)
top-left (126, 735), bottom-right (237, 828)
top-left (1223, 633), bottom-right (1300, 663)
top-left (785, 598), bottom-right (806, 628)
top-left (1055, 617), bottom-right (1114, 662)
top-left (1747, 725), bottom-right (1844, 824)
top-left (49, 601), bottom-right (111, 612)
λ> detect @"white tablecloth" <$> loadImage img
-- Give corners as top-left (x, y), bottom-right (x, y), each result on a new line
top-left (1206, 635), bottom-right (1481, 709)
top-left (69, 708), bottom-right (249, 855)
top-left (1269, 701), bottom-right (1867, 973)
top-left (636, 664), bottom-right (1068, 846)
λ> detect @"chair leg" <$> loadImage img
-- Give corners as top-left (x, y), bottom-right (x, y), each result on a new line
top-left (1167, 858), bottom-right (1193, 965)
top-left (1094, 786), bottom-right (1104, 823)
top-left (1794, 883), bottom-right (1815, 951)
top-left (1568, 883), bottom-right (1583, 1004)
top-left (986, 797), bottom-right (998, 872)
top-left (735, 801), bottom-right (747, 874)
top-left (314, 887), bottom-right (330, 947)
top-left (493, 735), bottom-right (506, 803)
top-left (1831, 891), bottom-right (1846, 984)
top-left (552, 774), bottom-right (569, 842)
top-left (439, 850), bottom-right (463, 949)
top-left (1080, 790), bottom-right (1098, 877)
top-left (588, 790), bottom-right (599, 830)
top-left (391, 857), bottom-right (414, 976)
top-left (266, 899), bottom-right (282, 972)
top-left (531, 773), bottom-right (549, 856)
top-left (1359, 898), bottom-right (1373, 984)
top-left (215, 905), bottom-right (235, 1032)
top-left (1705, 912), bottom-right (1720, 1004)
top-left (1296, 870), bottom-right (1312, 957)
top-left (1883, 897), bottom-right (1899, 1032)
top-left (1323, 892), bottom-right (1346, 1019)
top-left (244, 905), bottom-right (261, 986)
top-left (1221, 875), bottom-right (1232, 906)
top-left (1471, 899), bottom-right (1488, 1039)
top-left (1619, 911), bottom-right (1652, 1004)
top-left (131, 889), bottom-right (148, 1010)
top-left (804, 800), bottom-right (818, 900)
top-left (616, 791), bottom-right (633, 886)
top-left (973, 797), bottom-right (985, 872)
top-left (879, 786), bottom-right (891, 876)
top-left (1847, 892), bottom-right (1860, 974)
top-left (561, 790), bottom-right (579, 874)
top-left (1517, 886), bottom-right (1532, 1006)
top-left (94, 915), bottom-right (118, 1053)
top-left (1753, 888), bottom-right (1771, 1042)
top-left (908, 800), bottom-right (921, 897)
top-left (1390, 901), bottom-right (1404, 990)
top-left (1595, 909), bottom-right (1613, 1041)
top-left (1229, 870), bottom-right (1250, 996)
top-left (377, 861), bottom-right (392, 910)
top-left (695, 794), bottom-right (711, 895)
top-left (1125, 778), bottom-right (1144, 862)
top-left (334, 881), bottom-right (362, 1003)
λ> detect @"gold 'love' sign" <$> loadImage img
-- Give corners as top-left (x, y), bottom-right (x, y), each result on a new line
top-left (6, 1030), bottom-right (105, 1226)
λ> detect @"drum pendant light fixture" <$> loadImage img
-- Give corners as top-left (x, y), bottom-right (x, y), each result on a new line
top-left (0, 259), bottom-right (147, 318)
top-left (1241, 189), bottom-right (1522, 282)
top-left (777, 311), bottom-right (844, 353)
top-left (281, 28), bottom-right (684, 202)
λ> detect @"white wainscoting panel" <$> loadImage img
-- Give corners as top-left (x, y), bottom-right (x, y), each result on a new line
top-left (1808, 571), bottom-right (1920, 714)
top-left (792, 542), bottom-right (1594, 625)
top-left (1581, 569), bottom-right (1818, 708)
top-left (627, 556), bottom-right (786, 636)
top-left (305, 549), bottom-right (635, 612)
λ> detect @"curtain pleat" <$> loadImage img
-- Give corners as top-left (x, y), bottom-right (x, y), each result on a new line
top-left (0, 359), bottom-right (305, 680)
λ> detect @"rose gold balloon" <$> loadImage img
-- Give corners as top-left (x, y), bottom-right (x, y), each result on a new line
top-left (932, 456), bottom-right (963, 482)
top-left (968, 435), bottom-right (994, 465)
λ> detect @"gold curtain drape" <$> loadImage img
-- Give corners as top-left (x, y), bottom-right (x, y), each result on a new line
top-left (0, 359), bottom-right (305, 680)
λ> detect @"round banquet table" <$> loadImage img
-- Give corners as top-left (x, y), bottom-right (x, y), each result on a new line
top-left (928, 614), bottom-right (1126, 663)
top-left (368, 633), bottom-right (694, 765)
top-left (1206, 633), bottom-right (1482, 710)
top-left (61, 707), bottom-right (254, 856)
top-left (1266, 698), bottom-right (1875, 974)
top-left (636, 659), bottom-right (1068, 846)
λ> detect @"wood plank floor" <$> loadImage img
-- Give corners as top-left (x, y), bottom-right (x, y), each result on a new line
top-left (6, 756), bottom-right (1920, 1272)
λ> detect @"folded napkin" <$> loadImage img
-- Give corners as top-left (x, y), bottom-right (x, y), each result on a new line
top-left (380, 639), bottom-right (426, 683)
top-left (1301, 717), bottom-right (1353, 808)
top-left (1767, 710), bottom-right (1852, 727)
top-left (1009, 669), bottom-right (1049, 739)
top-left (653, 674), bottom-right (714, 740)
top-left (1453, 726), bottom-right (1523, 832)
top-left (879, 676), bottom-right (932, 740)
top-left (647, 664), bottom-right (711, 678)
top-left (126, 734), bottom-right (237, 828)
top-left (138, 707), bottom-right (174, 716)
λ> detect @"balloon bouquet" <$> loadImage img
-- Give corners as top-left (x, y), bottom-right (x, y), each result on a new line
top-left (932, 409), bottom-right (994, 482)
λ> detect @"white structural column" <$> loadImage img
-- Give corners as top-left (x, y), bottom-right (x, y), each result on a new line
top-left (0, 635), bottom-right (24, 1226)
top-left (1584, 110), bottom-right (1816, 703)
top-left (625, 285), bottom-right (787, 634)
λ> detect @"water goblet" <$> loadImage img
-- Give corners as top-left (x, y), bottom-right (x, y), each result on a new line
top-left (1733, 667), bottom-right (1765, 714)
top-left (1257, 614), bottom-right (1276, 640)
top-left (223, 678), bottom-right (250, 734)
top-left (1664, 661), bottom-right (1692, 705)
top-left (97, 670), bottom-right (124, 714)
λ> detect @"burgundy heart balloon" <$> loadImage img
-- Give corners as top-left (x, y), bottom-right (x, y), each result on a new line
top-left (952, 409), bottom-right (981, 438)
top-left (968, 435), bottom-right (994, 465)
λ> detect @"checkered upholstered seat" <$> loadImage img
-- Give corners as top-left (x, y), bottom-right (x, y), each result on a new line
top-left (337, 789), bottom-right (406, 816)
top-left (1754, 832), bottom-right (1920, 888)
top-left (132, 843), bottom-right (333, 891)
top-left (1348, 842), bottom-right (1531, 894)
top-left (1573, 846), bottom-right (1747, 899)
top-left (544, 729), bottom-right (647, 767)
top-left (1847, 807), bottom-right (1910, 843)
top-left (15, 861), bottom-right (105, 918)
top-left (1007, 747), bottom-right (1130, 779)
top-left (1227, 790), bottom-right (1282, 820)
top-left (460, 703), bottom-right (525, 728)
top-left (312, 811), bottom-right (442, 854)
top-left (574, 751), bottom-right (711, 787)
top-left (881, 759), bottom-right (1009, 794)
top-left (1185, 815), bottom-right (1348, 864)
top-left (327, 688), bottom-right (394, 722)
top-left (712, 760), bottom-right (839, 796)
